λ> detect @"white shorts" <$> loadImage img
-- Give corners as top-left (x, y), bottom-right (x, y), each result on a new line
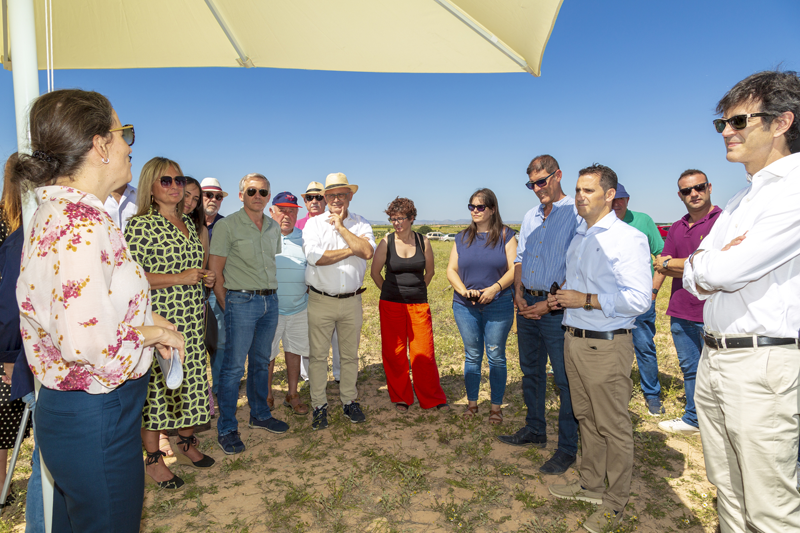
top-left (270, 309), bottom-right (310, 361)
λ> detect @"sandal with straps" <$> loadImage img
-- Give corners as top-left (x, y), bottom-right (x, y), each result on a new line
top-left (488, 407), bottom-right (503, 425)
top-left (283, 392), bottom-right (310, 416)
top-left (158, 432), bottom-right (174, 457)
top-left (174, 434), bottom-right (216, 469)
top-left (462, 404), bottom-right (478, 419)
top-left (144, 451), bottom-right (185, 490)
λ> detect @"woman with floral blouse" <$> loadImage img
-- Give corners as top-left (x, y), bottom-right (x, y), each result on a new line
top-left (13, 89), bottom-right (184, 533)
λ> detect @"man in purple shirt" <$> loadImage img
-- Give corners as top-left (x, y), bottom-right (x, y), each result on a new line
top-left (654, 169), bottom-right (721, 435)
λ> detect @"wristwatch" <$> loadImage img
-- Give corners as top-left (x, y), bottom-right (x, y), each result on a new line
top-left (662, 258), bottom-right (671, 269)
top-left (652, 288), bottom-right (659, 296)
top-left (583, 293), bottom-right (594, 311)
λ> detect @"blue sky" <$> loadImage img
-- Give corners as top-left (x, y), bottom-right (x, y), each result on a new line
top-left (1, 0), bottom-right (798, 224)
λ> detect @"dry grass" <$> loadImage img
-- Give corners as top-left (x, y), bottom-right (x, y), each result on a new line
top-left (0, 237), bottom-right (717, 533)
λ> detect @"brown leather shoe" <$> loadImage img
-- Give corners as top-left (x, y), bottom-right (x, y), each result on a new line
top-left (283, 392), bottom-right (309, 416)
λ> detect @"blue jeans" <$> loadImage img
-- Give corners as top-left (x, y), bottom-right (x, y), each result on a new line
top-left (217, 292), bottom-right (279, 436)
top-left (22, 392), bottom-right (44, 533)
top-left (633, 300), bottom-right (661, 400)
top-left (452, 294), bottom-right (514, 405)
top-left (669, 316), bottom-right (703, 428)
top-left (517, 294), bottom-right (578, 456)
top-left (208, 292), bottom-right (226, 395)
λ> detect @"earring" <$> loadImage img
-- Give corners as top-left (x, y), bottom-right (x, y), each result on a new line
top-left (102, 157), bottom-right (110, 164)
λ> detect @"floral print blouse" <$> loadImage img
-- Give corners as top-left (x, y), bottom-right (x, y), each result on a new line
top-left (16, 186), bottom-right (154, 394)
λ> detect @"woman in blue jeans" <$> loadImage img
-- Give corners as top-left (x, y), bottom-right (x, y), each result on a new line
top-left (446, 189), bottom-right (516, 424)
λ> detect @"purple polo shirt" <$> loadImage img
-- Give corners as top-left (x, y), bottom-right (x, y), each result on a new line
top-left (663, 206), bottom-right (722, 322)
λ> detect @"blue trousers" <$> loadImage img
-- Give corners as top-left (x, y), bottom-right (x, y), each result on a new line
top-left (633, 300), bottom-right (661, 399)
top-left (669, 316), bottom-right (703, 428)
top-left (22, 392), bottom-right (43, 533)
top-left (208, 292), bottom-right (226, 395)
top-left (517, 294), bottom-right (578, 456)
top-left (35, 373), bottom-right (149, 533)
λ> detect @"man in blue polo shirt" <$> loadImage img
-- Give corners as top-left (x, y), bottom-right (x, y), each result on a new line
top-left (267, 192), bottom-right (310, 416)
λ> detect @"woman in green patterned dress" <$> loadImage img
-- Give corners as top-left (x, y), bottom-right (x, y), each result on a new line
top-left (125, 157), bottom-right (217, 490)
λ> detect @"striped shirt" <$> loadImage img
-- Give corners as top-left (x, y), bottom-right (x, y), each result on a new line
top-left (516, 195), bottom-right (581, 291)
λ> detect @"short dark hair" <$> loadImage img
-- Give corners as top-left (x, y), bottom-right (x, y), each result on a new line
top-left (526, 154), bottom-right (559, 176)
top-left (385, 197), bottom-right (417, 221)
top-left (578, 163), bottom-right (617, 193)
top-left (11, 89), bottom-right (115, 189)
top-left (678, 169), bottom-right (707, 186)
top-left (716, 70), bottom-right (800, 152)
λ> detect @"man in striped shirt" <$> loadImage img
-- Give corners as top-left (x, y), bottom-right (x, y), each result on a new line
top-left (497, 154), bottom-right (581, 475)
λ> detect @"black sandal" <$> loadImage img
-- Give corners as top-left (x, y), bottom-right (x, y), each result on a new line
top-left (144, 450), bottom-right (185, 490)
top-left (174, 434), bottom-right (216, 469)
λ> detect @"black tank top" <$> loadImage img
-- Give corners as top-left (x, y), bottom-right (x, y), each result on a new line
top-left (380, 232), bottom-right (428, 304)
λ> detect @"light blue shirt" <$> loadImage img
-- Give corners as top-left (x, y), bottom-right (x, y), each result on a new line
top-left (563, 210), bottom-right (651, 331)
top-left (515, 195), bottom-right (581, 291)
top-left (276, 228), bottom-right (308, 316)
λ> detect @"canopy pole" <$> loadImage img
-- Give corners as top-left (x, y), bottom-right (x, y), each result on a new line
top-left (432, 0), bottom-right (535, 75)
top-left (203, 0), bottom-right (254, 67)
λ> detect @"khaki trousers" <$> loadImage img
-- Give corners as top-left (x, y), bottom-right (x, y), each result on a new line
top-left (564, 331), bottom-right (635, 511)
top-left (695, 343), bottom-right (800, 532)
top-left (307, 290), bottom-right (363, 407)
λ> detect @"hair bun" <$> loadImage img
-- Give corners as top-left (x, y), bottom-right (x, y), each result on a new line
top-left (32, 150), bottom-right (58, 164)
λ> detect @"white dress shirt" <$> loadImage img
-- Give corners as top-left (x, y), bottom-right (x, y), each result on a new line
top-left (103, 184), bottom-right (137, 230)
top-left (302, 210), bottom-right (376, 294)
top-left (683, 152), bottom-right (800, 338)
top-left (563, 210), bottom-right (652, 331)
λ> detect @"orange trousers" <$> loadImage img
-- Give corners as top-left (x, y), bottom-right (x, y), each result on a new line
top-left (378, 300), bottom-right (447, 409)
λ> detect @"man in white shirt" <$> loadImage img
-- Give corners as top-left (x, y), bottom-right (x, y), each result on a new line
top-left (683, 70), bottom-right (800, 532)
top-left (103, 183), bottom-right (137, 229)
top-left (547, 164), bottom-right (651, 533)
top-left (303, 173), bottom-right (376, 430)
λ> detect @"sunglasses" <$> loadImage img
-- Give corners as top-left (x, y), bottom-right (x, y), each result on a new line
top-left (525, 169), bottom-right (557, 190)
top-left (679, 182), bottom-right (709, 196)
top-left (246, 188), bottom-right (269, 197)
top-left (109, 124), bottom-right (135, 146)
top-left (468, 204), bottom-right (487, 212)
top-left (712, 113), bottom-right (772, 133)
top-left (159, 176), bottom-right (186, 188)
top-left (305, 195), bottom-right (325, 202)
top-left (388, 217), bottom-right (408, 223)
top-left (326, 192), bottom-right (349, 201)
top-left (204, 192), bottom-right (224, 201)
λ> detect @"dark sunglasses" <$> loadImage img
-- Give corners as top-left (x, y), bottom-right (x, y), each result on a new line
top-left (305, 195), bottom-right (324, 202)
top-left (713, 113), bottom-right (772, 133)
top-left (109, 124), bottom-right (135, 146)
top-left (246, 188), bottom-right (269, 197)
top-left (679, 182), bottom-right (709, 196)
top-left (468, 204), bottom-right (487, 212)
top-left (159, 176), bottom-right (186, 188)
top-left (525, 169), bottom-right (558, 190)
top-left (204, 192), bottom-right (224, 201)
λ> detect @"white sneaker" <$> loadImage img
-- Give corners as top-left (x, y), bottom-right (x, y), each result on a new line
top-left (658, 418), bottom-right (700, 436)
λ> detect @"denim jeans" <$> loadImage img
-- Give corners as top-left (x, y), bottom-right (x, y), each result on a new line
top-left (517, 294), bottom-right (578, 456)
top-left (216, 292), bottom-right (279, 437)
top-left (208, 292), bottom-right (227, 395)
top-left (632, 300), bottom-right (661, 399)
top-left (22, 392), bottom-right (44, 533)
top-left (452, 294), bottom-right (513, 405)
top-left (669, 316), bottom-right (703, 428)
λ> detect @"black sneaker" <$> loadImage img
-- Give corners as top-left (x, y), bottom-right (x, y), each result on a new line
top-left (343, 402), bottom-right (366, 423)
top-left (496, 427), bottom-right (547, 448)
top-left (539, 449), bottom-right (577, 475)
top-left (312, 404), bottom-right (329, 431)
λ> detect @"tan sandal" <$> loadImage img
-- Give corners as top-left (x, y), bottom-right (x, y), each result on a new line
top-left (462, 404), bottom-right (478, 419)
top-left (158, 432), bottom-right (174, 457)
top-left (489, 407), bottom-right (503, 425)
top-left (282, 392), bottom-right (309, 416)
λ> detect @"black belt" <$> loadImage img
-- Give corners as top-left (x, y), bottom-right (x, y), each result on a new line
top-left (702, 334), bottom-right (798, 350)
top-left (230, 289), bottom-right (276, 296)
top-left (566, 326), bottom-right (630, 340)
top-left (309, 286), bottom-right (366, 299)
top-left (524, 289), bottom-right (547, 297)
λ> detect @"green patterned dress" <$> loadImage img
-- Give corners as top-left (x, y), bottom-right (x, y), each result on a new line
top-left (125, 212), bottom-right (210, 430)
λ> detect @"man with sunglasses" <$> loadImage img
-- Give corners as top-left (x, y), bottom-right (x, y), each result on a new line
top-left (682, 70), bottom-right (800, 532)
top-left (653, 170), bottom-right (720, 437)
top-left (201, 177), bottom-right (230, 399)
top-left (296, 181), bottom-right (343, 386)
top-left (303, 173), bottom-right (376, 430)
top-left (610, 184), bottom-right (667, 417)
top-left (209, 173), bottom-right (288, 455)
top-left (497, 154), bottom-right (582, 476)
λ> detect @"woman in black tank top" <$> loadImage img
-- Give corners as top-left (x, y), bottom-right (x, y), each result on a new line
top-left (370, 198), bottom-right (448, 412)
